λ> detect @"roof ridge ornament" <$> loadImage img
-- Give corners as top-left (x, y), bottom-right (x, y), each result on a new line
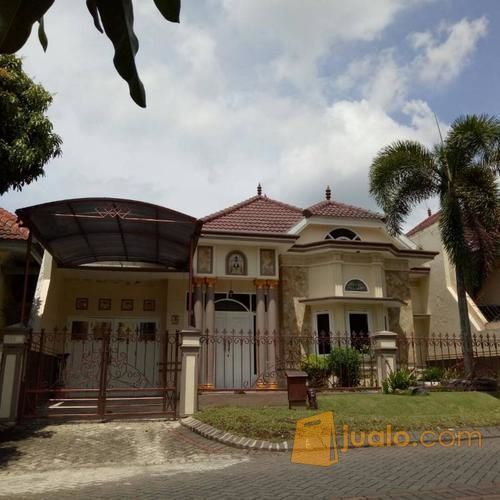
top-left (257, 183), bottom-right (262, 196)
top-left (325, 185), bottom-right (331, 201)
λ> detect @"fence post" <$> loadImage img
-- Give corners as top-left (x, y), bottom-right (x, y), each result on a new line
top-left (373, 331), bottom-right (398, 387)
top-left (179, 327), bottom-right (201, 417)
top-left (0, 324), bottom-right (30, 423)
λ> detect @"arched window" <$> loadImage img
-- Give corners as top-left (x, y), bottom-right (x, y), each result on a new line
top-left (325, 228), bottom-right (361, 241)
top-left (345, 279), bottom-right (368, 292)
top-left (226, 251), bottom-right (247, 275)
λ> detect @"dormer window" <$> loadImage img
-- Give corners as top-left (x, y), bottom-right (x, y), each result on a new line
top-left (326, 228), bottom-right (361, 241)
top-left (345, 279), bottom-right (368, 292)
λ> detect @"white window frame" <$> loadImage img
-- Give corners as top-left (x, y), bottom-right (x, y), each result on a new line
top-left (344, 278), bottom-right (369, 293)
top-left (313, 310), bottom-right (334, 356)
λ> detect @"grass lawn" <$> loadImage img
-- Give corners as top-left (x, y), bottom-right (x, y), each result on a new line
top-left (194, 392), bottom-right (500, 442)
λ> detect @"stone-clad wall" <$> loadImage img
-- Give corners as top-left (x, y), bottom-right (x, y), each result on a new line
top-left (385, 270), bottom-right (414, 336)
top-left (279, 263), bottom-right (310, 337)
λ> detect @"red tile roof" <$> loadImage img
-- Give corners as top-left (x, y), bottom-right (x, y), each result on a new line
top-left (304, 200), bottom-right (384, 220)
top-left (0, 208), bottom-right (29, 240)
top-left (406, 211), bottom-right (441, 237)
top-left (202, 195), bottom-right (303, 235)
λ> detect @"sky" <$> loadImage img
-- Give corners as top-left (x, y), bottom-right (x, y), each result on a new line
top-left (2, 0), bottom-right (500, 230)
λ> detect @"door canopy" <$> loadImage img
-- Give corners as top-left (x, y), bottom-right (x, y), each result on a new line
top-left (16, 198), bottom-right (202, 271)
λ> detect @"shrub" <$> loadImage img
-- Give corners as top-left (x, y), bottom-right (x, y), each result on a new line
top-left (420, 366), bottom-right (444, 382)
top-left (328, 347), bottom-right (362, 387)
top-left (300, 354), bottom-right (330, 387)
top-left (382, 369), bottom-right (417, 394)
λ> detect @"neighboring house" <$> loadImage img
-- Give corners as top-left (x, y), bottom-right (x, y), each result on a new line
top-left (19, 188), bottom-right (436, 393)
top-left (407, 210), bottom-right (500, 337)
top-left (0, 208), bottom-right (41, 330)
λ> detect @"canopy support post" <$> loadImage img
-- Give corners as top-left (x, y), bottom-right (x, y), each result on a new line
top-left (20, 233), bottom-right (32, 325)
top-left (188, 238), bottom-right (195, 327)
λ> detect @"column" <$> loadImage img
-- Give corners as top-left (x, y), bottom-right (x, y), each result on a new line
top-left (266, 280), bottom-right (279, 389)
top-left (193, 278), bottom-right (204, 330)
top-left (255, 279), bottom-right (267, 388)
top-left (201, 278), bottom-right (216, 390)
top-left (179, 328), bottom-right (201, 417)
top-left (193, 277), bottom-right (204, 386)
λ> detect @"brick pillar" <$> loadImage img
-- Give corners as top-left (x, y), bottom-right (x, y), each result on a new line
top-left (267, 280), bottom-right (279, 389)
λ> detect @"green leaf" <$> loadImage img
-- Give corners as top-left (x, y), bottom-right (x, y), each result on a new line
top-left (86, 0), bottom-right (103, 33)
top-left (153, 0), bottom-right (181, 23)
top-left (0, 0), bottom-right (54, 53)
top-left (95, 0), bottom-right (146, 108)
top-left (37, 16), bottom-right (48, 52)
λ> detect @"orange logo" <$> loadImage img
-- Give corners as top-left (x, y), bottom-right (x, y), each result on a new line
top-left (291, 412), bottom-right (339, 467)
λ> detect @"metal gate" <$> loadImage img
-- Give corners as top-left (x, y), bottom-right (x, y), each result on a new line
top-left (19, 329), bottom-right (180, 420)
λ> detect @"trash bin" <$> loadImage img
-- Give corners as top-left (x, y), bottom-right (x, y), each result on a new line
top-left (285, 370), bottom-right (308, 409)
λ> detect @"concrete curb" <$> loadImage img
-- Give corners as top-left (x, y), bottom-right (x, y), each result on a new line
top-left (180, 416), bottom-right (291, 452)
top-left (181, 417), bottom-right (500, 453)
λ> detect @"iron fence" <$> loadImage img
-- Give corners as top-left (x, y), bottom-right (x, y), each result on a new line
top-left (199, 330), bottom-right (500, 391)
top-left (20, 328), bottom-right (180, 420)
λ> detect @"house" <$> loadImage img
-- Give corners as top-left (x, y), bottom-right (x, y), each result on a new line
top-left (407, 210), bottom-right (500, 336)
top-left (0, 208), bottom-right (42, 338)
top-left (16, 187), bottom-right (435, 402)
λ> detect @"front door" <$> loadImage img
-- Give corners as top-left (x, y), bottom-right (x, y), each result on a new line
top-left (215, 311), bottom-right (255, 389)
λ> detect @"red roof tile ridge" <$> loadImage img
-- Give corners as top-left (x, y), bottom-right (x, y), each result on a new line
top-left (0, 207), bottom-right (29, 240)
top-left (406, 210), bottom-right (441, 237)
top-left (202, 194), bottom-right (303, 223)
top-left (304, 199), bottom-right (384, 219)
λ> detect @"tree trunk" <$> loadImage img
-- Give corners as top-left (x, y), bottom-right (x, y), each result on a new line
top-left (455, 263), bottom-right (474, 378)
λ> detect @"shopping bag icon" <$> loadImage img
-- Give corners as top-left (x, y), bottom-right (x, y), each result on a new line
top-left (291, 412), bottom-right (339, 467)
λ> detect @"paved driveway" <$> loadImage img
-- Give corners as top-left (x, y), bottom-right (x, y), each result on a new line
top-left (1, 421), bottom-right (499, 499)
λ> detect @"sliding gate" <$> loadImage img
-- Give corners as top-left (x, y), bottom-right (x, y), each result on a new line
top-left (20, 329), bottom-right (180, 420)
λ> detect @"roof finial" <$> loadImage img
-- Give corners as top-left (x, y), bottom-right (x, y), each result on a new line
top-left (257, 183), bottom-right (262, 196)
top-left (325, 185), bottom-right (331, 201)
top-left (427, 208), bottom-right (432, 217)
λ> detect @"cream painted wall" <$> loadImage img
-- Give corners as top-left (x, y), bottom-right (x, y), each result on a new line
top-left (296, 224), bottom-right (395, 245)
top-left (61, 278), bottom-right (168, 329)
top-left (410, 276), bottom-right (429, 315)
top-left (309, 303), bottom-right (386, 333)
top-left (194, 244), bottom-right (279, 279)
top-left (476, 262), bottom-right (500, 305)
top-left (409, 223), bottom-right (486, 334)
top-left (306, 257), bottom-right (385, 300)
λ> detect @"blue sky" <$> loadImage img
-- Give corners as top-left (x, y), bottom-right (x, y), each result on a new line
top-left (2, 0), bottom-right (500, 230)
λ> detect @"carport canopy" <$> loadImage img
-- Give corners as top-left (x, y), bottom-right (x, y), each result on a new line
top-left (16, 198), bottom-right (202, 271)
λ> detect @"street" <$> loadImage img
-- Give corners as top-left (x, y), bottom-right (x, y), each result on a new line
top-left (1, 421), bottom-right (499, 499)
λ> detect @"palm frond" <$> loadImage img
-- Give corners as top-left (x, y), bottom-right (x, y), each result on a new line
top-left (445, 114), bottom-right (500, 176)
top-left (369, 140), bottom-right (439, 234)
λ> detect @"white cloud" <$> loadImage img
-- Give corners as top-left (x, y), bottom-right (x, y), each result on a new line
top-left (0, 2), bottom-right (487, 233)
top-left (410, 17), bottom-right (488, 84)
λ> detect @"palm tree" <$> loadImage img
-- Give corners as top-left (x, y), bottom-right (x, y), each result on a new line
top-left (370, 115), bottom-right (500, 378)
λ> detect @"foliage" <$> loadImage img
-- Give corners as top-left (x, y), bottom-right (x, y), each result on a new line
top-left (382, 369), bottom-right (417, 394)
top-left (194, 392), bottom-right (500, 442)
top-left (300, 354), bottom-right (330, 387)
top-left (420, 366), bottom-right (444, 382)
top-left (0, 55), bottom-right (61, 194)
top-left (0, 0), bottom-right (181, 107)
top-left (328, 347), bottom-right (362, 387)
top-left (369, 114), bottom-right (500, 377)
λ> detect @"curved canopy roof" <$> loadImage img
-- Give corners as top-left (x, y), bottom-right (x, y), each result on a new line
top-left (16, 198), bottom-right (202, 271)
